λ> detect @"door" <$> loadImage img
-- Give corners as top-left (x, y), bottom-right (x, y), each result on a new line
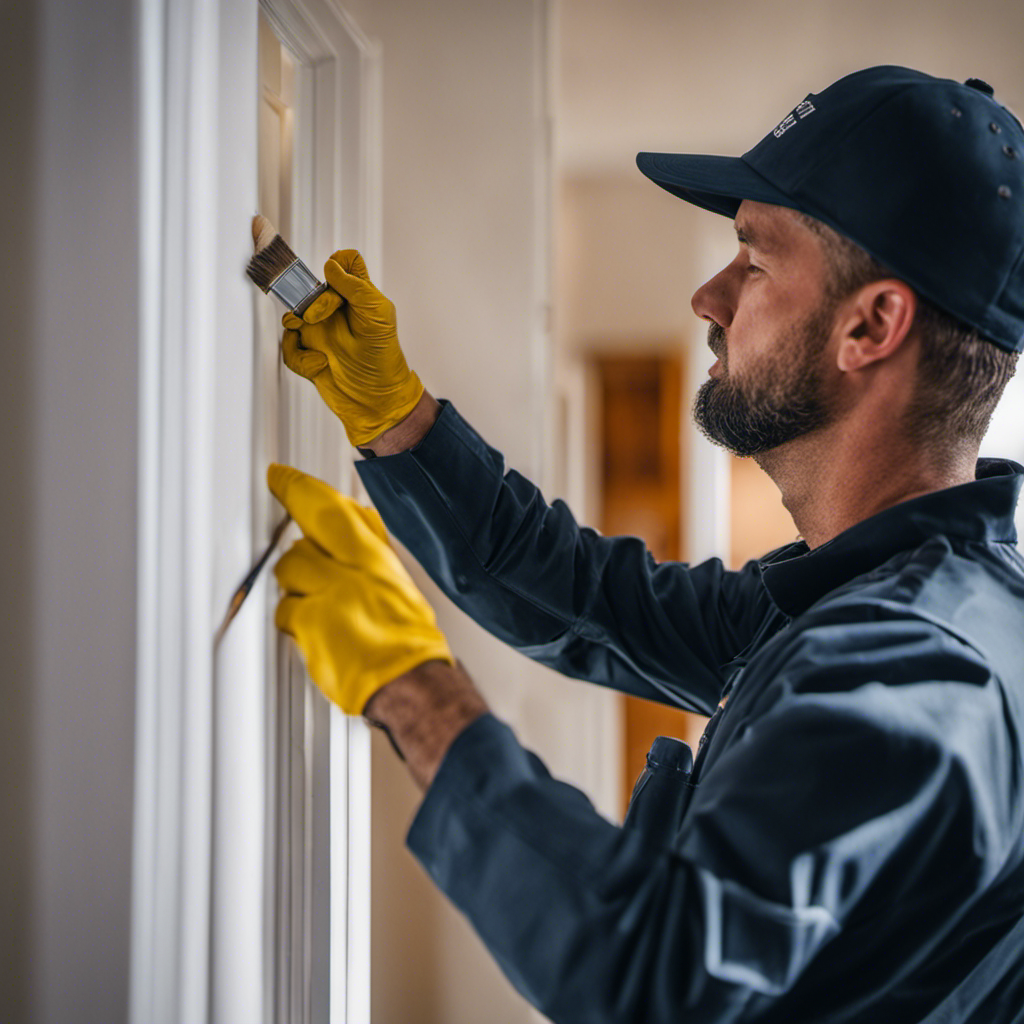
top-left (132, 2), bottom-right (378, 1021)
top-left (255, 6), bottom-right (376, 1021)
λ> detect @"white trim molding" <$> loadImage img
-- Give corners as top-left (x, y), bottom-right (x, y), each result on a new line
top-left (131, 1), bottom-right (379, 1021)
top-left (132, 0), bottom-right (230, 1020)
top-left (131, 2), bottom-right (229, 1024)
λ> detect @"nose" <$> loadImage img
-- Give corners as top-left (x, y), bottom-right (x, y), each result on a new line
top-left (691, 262), bottom-right (736, 330)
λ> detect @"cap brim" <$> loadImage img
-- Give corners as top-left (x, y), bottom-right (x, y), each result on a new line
top-left (636, 152), bottom-right (793, 218)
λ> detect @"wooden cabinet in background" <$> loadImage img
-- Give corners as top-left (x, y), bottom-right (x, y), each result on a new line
top-left (594, 354), bottom-right (707, 814)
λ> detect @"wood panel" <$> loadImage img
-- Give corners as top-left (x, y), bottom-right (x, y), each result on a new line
top-left (594, 354), bottom-right (708, 815)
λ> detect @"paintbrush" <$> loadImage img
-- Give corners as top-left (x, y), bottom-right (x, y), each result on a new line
top-left (245, 214), bottom-right (329, 315)
top-left (213, 513), bottom-right (292, 651)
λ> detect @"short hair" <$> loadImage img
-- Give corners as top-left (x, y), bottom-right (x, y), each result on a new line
top-left (791, 210), bottom-right (1018, 451)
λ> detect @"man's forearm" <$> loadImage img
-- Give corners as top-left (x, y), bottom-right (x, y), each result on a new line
top-left (362, 659), bottom-right (489, 790)
top-left (360, 392), bottom-right (485, 788)
top-left (363, 389), bottom-right (442, 456)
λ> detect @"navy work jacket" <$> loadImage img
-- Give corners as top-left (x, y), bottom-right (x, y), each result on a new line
top-left (356, 400), bottom-right (1024, 1024)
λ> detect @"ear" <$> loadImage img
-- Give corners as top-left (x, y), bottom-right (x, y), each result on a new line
top-left (834, 280), bottom-right (917, 372)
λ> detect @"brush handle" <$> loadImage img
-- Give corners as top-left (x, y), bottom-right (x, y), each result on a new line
top-left (212, 513), bottom-right (293, 650)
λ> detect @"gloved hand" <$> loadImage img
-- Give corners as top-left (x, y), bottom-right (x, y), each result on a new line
top-left (268, 462), bottom-right (454, 715)
top-left (280, 250), bottom-right (425, 447)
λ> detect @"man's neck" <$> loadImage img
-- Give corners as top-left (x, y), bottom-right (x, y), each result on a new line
top-left (755, 424), bottom-right (978, 550)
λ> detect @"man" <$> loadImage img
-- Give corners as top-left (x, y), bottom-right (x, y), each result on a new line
top-left (269, 66), bottom-right (1024, 1022)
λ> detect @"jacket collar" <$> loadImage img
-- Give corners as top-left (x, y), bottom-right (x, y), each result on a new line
top-left (758, 457), bottom-right (1024, 618)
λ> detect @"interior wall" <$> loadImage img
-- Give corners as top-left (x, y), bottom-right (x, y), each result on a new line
top-left (557, 175), bottom-right (703, 355)
top-left (0, 1), bottom-right (139, 1022)
top-left (339, 0), bottom-right (547, 474)
top-left (330, 2), bottom-right (583, 1022)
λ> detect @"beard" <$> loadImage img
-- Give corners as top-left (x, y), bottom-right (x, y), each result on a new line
top-left (692, 301), bottom-right (838, 458)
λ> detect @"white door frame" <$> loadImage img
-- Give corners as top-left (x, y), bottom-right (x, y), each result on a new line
top-left (131, 0), bottom-right (378, 1021)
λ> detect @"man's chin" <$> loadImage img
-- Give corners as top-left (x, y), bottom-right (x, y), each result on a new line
top-left (691, 378), bottom-right (820, 458)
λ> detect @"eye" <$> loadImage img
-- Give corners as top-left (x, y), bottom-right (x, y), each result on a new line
top-left (746, 263), bottom-right (763, 275)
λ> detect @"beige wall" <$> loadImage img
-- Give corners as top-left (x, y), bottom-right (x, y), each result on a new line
top-left (340, 0), bottom-right (549, 476)
top-left (331, 2), bottom-right (570, 1022)
top-left (558, 175), bottom-right (703, 354)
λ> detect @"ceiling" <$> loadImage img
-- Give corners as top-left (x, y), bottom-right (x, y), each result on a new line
top-left (554, 0), bottom-right (1024, 176)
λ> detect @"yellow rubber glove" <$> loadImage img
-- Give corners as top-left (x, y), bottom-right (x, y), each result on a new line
top-left (267, 463), bottom-right (454, 715)
top-left (280, 250), bottom-right (424, 447)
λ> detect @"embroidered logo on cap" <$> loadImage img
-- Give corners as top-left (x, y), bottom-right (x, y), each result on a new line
top-left (773, 99), bottom-right (817, 138)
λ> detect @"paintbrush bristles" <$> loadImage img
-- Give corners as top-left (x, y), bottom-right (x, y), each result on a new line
top-left (246, 233), bottom-right (300, 292)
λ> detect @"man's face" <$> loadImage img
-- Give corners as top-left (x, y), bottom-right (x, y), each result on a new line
top-left (690, 200), bottom-right (842, 457)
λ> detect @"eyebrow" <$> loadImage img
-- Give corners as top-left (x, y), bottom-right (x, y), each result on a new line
top-left (734, 222), bottom-right (771, 253)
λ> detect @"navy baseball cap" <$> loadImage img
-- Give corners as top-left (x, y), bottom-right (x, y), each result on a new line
top-left (637, 66), bottom-right (1024, 353)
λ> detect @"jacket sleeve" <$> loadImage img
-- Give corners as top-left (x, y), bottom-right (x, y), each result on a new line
top-left (356, 400), bottom-right (780, 714)
top-left (406, 620), bottom-right (1008, 1024)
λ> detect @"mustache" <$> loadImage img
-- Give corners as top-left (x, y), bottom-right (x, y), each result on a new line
top-left (707, 322), bottom-right (726, 360)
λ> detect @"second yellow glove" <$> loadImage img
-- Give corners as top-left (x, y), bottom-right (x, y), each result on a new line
top-left (280, 249), bottom-right (424, 447)
top-left (268, 463), bottom-right (453, 715)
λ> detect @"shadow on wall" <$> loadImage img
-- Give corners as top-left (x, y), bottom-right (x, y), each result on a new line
top-left (0, 3), bottom-right (38, 1021)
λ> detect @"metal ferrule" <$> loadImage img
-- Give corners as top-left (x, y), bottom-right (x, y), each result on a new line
top-left (269, 258), bottom-right (327, 314)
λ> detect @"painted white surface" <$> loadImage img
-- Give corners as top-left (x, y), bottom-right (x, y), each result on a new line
top-left (252, 5), bottom-right (378, 1021)
top-left (133, 1), bottom-right (380, 1020)
top-left (132, 0), bottom-right (258, 1018)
